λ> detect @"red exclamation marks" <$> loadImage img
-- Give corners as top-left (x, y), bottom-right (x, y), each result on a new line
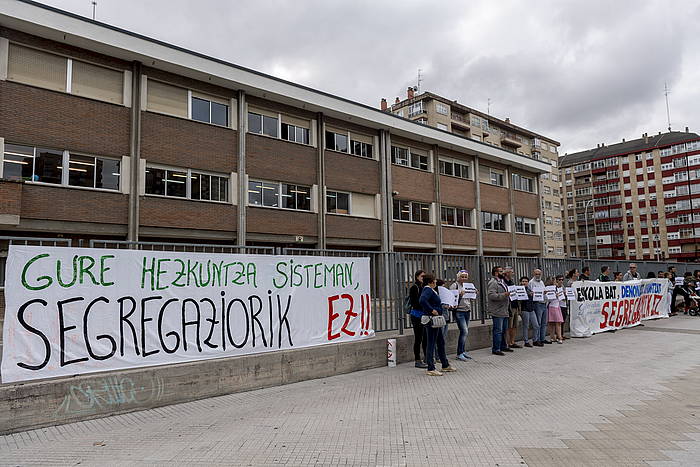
top-left (361, 294), bottom-right (372, 335)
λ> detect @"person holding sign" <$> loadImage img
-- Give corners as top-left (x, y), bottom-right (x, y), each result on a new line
top-left (408, 270), bottom-right (429, 368)
top-left (545, 277), bottom-right (564, 344)
top-left (487, 266), bottom-right (512, 356)
top-left (519, 276), bottom-right (538, 347)
top-left (450, 270), bottom-right (475, 361)
top-left (504, 267), bottom-right (521, 349)
top-left (529, 268), bottom-right (550, 345)
top-left (418, 274), bottom-right (455, 376)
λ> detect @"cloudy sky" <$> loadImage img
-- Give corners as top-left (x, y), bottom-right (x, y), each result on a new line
top-left (41, 0), bottom-right (700, 153)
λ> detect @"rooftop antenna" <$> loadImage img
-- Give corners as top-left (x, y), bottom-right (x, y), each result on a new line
top-left (416, 68), bottom-right (423, 94)
top-left (664, 82), bottom-right (671, 132)
top-left (91, 1), bottom-right (97, 20)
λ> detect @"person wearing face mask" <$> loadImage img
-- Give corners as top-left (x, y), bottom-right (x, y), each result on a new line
top-left (450, 270), bottom-right (476, 361)
top-left (487, 266), bottom-right (512, 356)
top-left (529, 268), bottom-right (550, 345)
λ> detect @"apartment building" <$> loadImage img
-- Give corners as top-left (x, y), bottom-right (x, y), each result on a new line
top-left (0, 1), bottom-right (550, 261)
top-left (384, 90), bottom-right (565, 257)
top-left (560, 130), bottom-right (700, 261)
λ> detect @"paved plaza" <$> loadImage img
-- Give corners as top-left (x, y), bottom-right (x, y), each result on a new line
top-left (1, 316), bottom-right (699, 466)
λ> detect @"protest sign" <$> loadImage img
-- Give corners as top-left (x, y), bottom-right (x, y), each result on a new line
top-left (438, 286), bottom-right (457, 307)
top-left (507, 285), bottom-right (519, 301)
top-left (568, 279), bottom-right (669, 337)
top-left (565, 287), bottom-right (576, 300)
top-left (544, 285), bottom-right (557, 300)
top-left (462, 283), bottom-right (477, 299)
top-left (556, 287), bottom-right (565, 301)
top-left (1, 246), bottom-right (372, 383)
top-left (675, 277), bottom-right (684, 286)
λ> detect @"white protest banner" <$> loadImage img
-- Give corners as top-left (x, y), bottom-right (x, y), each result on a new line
top-left (1, 246), bottom-right (372, 383)
top-left (544, 286), bottom-right (557, 300)
top-left (568, 279), bottom-right (669, 337)
top-left (462, 283), bottom-right (477, 299)
top-left (507, 285), bottom-right (519, 301)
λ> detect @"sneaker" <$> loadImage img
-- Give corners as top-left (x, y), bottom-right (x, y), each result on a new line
top-left (415, 361), bottom-right (428, 369)
top-left (426, 370), bottom-right (443, 376)
top-left (463, 353), bottom-right (473, 360)
top-left (492, 351), bottom-right (505, 356)
top-left (543, 340), bottom-right (553, 344)
top-left (502, 348), bottom-right (514, 352)
top-left (441, 366), bottom-right (457, 373)
top-left (524, 342), bottom-right (533, 348)
top-left (557, 340), bottom-right (563, 344)
top-left (534, 341), bottom-right (544, 347)
top-left (510, 344), bottom-right (522, 349)
top-left (456, 354), bottom-right (469, 362)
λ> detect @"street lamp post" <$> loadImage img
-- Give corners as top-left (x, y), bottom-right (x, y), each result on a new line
top-left (584, 199), bottom-right (594, 261)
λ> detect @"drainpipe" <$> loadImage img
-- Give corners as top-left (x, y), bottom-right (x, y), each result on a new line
top-left (127, 61), bottom-right (142, 242)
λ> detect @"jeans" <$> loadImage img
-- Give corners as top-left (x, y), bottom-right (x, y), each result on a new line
top-left (521, 310), bottom-right (539, 344)
top-left (534, 302), bottom-right (548, 342)
top-left (410, 314), bottom-right (427, 361)
top-left (491, 316), bottom-right (508, 353)
top-left (560, 307), bottom-right (568, 334)
top-left (454, 311), bottom-right (470, 355)
top-left (424, 323), bottom-right (449, 371)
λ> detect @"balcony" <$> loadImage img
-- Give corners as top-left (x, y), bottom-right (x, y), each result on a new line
top-left (501, 135), bottom-right (522, 148)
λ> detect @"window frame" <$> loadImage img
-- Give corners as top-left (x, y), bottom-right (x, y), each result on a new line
top-left (440, 205), bottom-right (473, 228)
top-left (190, 93), bottom-right (229, 127)
top-left (514, 216), bottom-right (537, 234)
top-left (144, 164), bottom-right (230, 203)
top-left (489, 169), bottom-right (505, 187)
top-left (481, 211), bottom-right (508, 231)
top-left (326, 190), bottom-right (351, 215)
top-left (392, 199), bottom-right (431, 224)
top-left (247, 179), bottom-right (312, 212)
top-left (439, 158), bottom-right (473, 180)
top-left (391, 145), bottom-right (431, 172)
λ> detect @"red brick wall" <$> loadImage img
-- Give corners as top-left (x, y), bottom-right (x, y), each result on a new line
top-left (0, 81), bottom-right (130, 157)
top-left (479, 184), bottom-right (510, 213)
top-left (246, 134), bottom-right (317, 186)
top-left (482, 231), bottom-right (512, 249)
top-left (326, 215), bottom-right (381, 241)
top-left (513, 192), bottom-right (540, 218)
top-left (516, 234), bottom-right (541, 251)
top-left (442, 227), bottom-right (477, 247)
top-left (21, 185), bottom-right (128, 224)
top-left (0, 181), bottom-right (22, 216)
top-left (141, 112), bottom-right (237, 173)
top-left (439, 177), bottom-right (476, 208)
top-left (246, 207), bottom-right (317, 236)
top-left (139, 197), bottom-right (236, 232)
top-left (393, 222), bottom-right (436, 244)
top-left (325, 152), bottom-right (380, 195)
top-left (392, 166), bottom-right (435, 203)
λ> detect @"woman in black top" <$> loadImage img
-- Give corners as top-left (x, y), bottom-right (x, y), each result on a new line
top-left (408, 270), bottom-right (428, 368)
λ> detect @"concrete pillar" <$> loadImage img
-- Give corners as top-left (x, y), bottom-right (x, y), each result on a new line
top-left (383, 131), bottom-right (394, 251)
top-left (507, 166), bottom-right (516, 256)
top-left (537, 175), bottom-right (545, 256)
top-left (127, 61), bottom-right (142, 242)
top-left (474, 155), bottom-right (483, 256)
top-left (433, 145), bottom-right (443, 254)
top-left (317, 113), bottom-right (326, 249)
top-left (237, 90), bottom-right (246, 247)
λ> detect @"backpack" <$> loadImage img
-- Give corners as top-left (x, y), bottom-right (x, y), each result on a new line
top-left (403, 294), bottom-right (413, 314)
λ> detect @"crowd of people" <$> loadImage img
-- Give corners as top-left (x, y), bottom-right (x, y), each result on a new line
top-left (407, 262), bottom-right (699, 376)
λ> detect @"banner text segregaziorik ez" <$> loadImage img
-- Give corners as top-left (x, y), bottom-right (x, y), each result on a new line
top-left (1, 246), bottom-right (373, 383)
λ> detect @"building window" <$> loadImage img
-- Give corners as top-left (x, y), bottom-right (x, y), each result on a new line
top-left (512, 173), bottom-right (535, 192)
top-left (8, 43), bottom-right (125, 105)
top-left (441, 206), bottom-right (472, 227)
top-left (248, 112), bottom-right (278, 137)
top-left (191, 172), bottom-right (228, 202)
top-left (482, 211), bottom-right (507, 231)
top-left (490, 169), bottom-right (505, 187)
top-left (515, 216), bottom-right (537, 234)
top-left (280, 123), bottom-right (310, 145)
top-left (435, 102), bottom-right (449, 115)
top-left (408, 102), bottom-right (424, 117)
top-left (248, 180), bottom-right (310, 211)
top-left (350, 139), bottom-right (373, 158)
top-left (145, 167), bottom-right (187, 198)
top-left (393, 199), bottom-right (430, 223)
top-left (146, 167), bottom-right (228, 201)
top-left (326, 131), bottom-right (349, 152)
top-left (191, 96), bottom-right (228, 126)
top-left (439, 160), bottom-right (471, 179)
top-left (68, 153), bottom-right (120, 190)
top-left (326, 190), bottom-right (350, 214)
top-left (391, 146), bottom-right (429, 171)
top-left (2, 143), bottom-right (120, 191)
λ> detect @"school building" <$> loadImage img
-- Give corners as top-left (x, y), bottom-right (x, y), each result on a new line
top-left (0, 0), bottom-right (550, 257)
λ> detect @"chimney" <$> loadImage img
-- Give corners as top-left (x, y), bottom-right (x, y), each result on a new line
top-left (622, 138), bottom-right (625, 142)
top-left (644, 134), bottom-right (649, 144)
top-left (686, 126), bottom-right (690, 132)
top-left (380, 98), bottom-right (387, 111)
top-left (395, 97), bottom-right (400, 104)
top-left (505, 117), bottom-right (510, 123)
top-left (407, 87), bottom-right (415, 99)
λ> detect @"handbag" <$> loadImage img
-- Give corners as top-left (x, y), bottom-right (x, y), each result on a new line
top-left (431, 315), bottom-right (447, 328)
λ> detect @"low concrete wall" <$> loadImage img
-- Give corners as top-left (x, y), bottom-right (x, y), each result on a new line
top-left (0, 321), bottom-right (498, 434)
